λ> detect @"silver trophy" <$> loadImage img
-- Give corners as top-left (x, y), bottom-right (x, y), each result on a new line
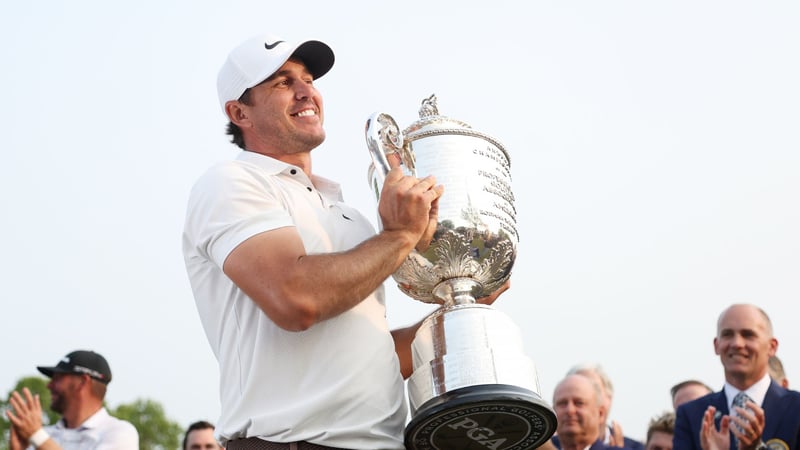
top-left (366, 95), bottom-right (556, 450)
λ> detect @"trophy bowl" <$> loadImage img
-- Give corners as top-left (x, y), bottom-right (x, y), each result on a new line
top-left (366, 96), bottom-right (556, 450)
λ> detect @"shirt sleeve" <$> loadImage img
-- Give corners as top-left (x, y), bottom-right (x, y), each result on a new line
top-left (93, 420), bottom-right (139, 450)
top-left (185, 162), bottom-right (295, 268)
top-left (673, 403), bottom-right (698, 450)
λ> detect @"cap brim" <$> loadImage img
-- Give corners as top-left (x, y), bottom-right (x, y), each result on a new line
top-left (37, 365), bottom-right (84, 378)
top-left (292, 40), bottom-right (335, 80)
top-left (37, 366), bottom-right (59, 378)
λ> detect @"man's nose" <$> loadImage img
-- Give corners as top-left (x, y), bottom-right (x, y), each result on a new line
top-left (731, 332), bottom-right (746, 346)
top-left (294, 82), bottom-right (314, 99)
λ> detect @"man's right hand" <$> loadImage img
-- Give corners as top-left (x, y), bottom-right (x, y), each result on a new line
top-left (378, 165), bottom-right (443, 248)
top-left (700, 406), bottom-right (730, 450)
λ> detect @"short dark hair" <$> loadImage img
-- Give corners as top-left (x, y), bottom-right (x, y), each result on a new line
top-left (670, 379), bottom-right (712, 400)
top-left (183, 420), bottom-right (215, 450)
top-left (226, 89), bottom-right (254, 150)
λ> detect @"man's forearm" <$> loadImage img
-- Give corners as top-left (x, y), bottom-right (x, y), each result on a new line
top-left (296, 229), bottom-right (416, 319)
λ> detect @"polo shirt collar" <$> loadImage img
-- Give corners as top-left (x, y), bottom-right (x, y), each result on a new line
top-left (54, 407), bottom-right (110, 431)
top-left (237, 151), bottom-right (344, 203)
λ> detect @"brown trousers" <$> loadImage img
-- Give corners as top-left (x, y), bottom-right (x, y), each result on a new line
top-left (225, 437), bottom-right (344, 450)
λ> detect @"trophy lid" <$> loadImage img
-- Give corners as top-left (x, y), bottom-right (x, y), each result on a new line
top-left (402, 95), bottom-right (509, 162)
top-left (402, 94), bottom-right (472, 136)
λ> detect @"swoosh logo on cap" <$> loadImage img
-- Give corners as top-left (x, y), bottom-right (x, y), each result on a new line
top-left (264, 41), bottom-right (284, 50)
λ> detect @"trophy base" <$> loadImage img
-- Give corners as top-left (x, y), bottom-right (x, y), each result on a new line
top-left (404, 384), bottom-right (556, 450)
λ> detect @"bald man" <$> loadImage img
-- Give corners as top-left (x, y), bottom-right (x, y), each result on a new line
top-left (673, 304), bottom-right (800, 450)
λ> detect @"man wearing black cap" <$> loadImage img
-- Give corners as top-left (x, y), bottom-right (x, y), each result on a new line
top-left (5, 350), bottom-right (139, 449)
top-left (183, 33), bottom-right (505, 449)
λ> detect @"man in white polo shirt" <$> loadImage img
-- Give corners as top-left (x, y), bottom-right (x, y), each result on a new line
top-left (183, 33), bottom-right (505, 450)
top-left (5, 350), bottom-right (139, 450)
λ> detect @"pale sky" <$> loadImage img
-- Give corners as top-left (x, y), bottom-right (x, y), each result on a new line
top-left (2, 0), bottom-right (799, 443)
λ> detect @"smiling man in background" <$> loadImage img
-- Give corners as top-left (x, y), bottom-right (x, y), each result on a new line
top-left (5, 350), bottom-right (139, 450)
top-left (673, 304), bottom-right (800, 450)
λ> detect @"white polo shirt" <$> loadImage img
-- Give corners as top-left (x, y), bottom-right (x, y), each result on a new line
top-left (183, 151), bottom-right (407, 449)
top-left (42, 407), bottom-right (138, 450)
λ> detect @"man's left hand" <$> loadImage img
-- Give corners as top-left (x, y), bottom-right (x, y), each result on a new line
top-left (6, 388), bottom-right (45, 441)
top-left (730, 399), bottom-right (766, 450)
top-left (475, 280), bottom-right (511, 306)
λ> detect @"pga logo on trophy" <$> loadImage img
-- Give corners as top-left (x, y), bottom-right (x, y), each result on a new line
top-left (366, 95), bottom-right (557, 450)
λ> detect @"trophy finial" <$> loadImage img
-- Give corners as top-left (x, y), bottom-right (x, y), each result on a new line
top-left (419, 94), bottom-right (439, 118)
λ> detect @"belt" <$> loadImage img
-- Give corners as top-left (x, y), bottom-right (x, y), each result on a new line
top-left (226, 437), bottom-right (344, 450)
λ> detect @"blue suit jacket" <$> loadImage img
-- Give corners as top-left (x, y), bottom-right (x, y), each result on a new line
top-left (673, 381), bottom-right (800, 450)
top-left (551, 434), bottom-right (643, 450)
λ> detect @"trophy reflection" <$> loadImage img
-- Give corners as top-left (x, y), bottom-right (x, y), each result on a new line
top-left (366, 95), bottom-right (556, 450)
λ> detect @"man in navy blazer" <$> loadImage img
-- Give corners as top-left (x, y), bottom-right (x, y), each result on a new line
top-left (673, 304), bottom-right (800, 450)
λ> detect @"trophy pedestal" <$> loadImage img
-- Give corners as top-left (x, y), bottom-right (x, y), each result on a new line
top-left (405, 384), bottom-right (556, 450)
top-left (404, 305), bottom-right (556, 450)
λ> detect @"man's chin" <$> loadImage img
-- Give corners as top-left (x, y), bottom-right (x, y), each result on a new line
top-left (306, 134), bottom-right (325, 150)
top-left (558, 427), bottom-right (583, 438)
top-left (723, 365), bottom-right (750, 377)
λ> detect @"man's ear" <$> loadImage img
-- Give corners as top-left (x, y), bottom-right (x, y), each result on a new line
top-left (225, 101), bottom-right (251, 128)
top-left (78, 374), bottom-right (91, 388)
top-left (598, 404), bottom-right (608, 422)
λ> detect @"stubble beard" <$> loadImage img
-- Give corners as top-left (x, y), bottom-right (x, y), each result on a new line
top-left (283, 129), bottom-right (326, 155)
top-left (50, 394), bottom-right (65, 414)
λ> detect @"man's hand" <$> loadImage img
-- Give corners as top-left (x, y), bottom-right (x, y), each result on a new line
top-left (700, 406), bottom-right (730, 450)
top-left (730, 400), bottom-right (766, 450)
top-left (414, 190), bottom-right (441, 252)
top-left (608, 420), bottom-right (625, 447)
top-left (475, 280), bottom-right (511, 306)
top-left (9, 426), bottom-right (26, 450)
top-left (378, 161), bottom-right (443, 248)
top-left (382, 153), bottom-right (443, 253)
top-left (6, 388), bottom-right (44, 442)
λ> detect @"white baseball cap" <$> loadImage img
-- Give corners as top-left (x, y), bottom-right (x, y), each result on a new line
top-left (217, 33), bottom-right (335, 114)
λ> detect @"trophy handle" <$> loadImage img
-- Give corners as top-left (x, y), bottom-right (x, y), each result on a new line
top-left (366, 112), bottom-right (416, 198)
top-left (366, 112), bottom-right (402, 175)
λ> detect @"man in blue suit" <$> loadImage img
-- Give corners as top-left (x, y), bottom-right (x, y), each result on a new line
top-left (674, 304), bottom-right (800, 450)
